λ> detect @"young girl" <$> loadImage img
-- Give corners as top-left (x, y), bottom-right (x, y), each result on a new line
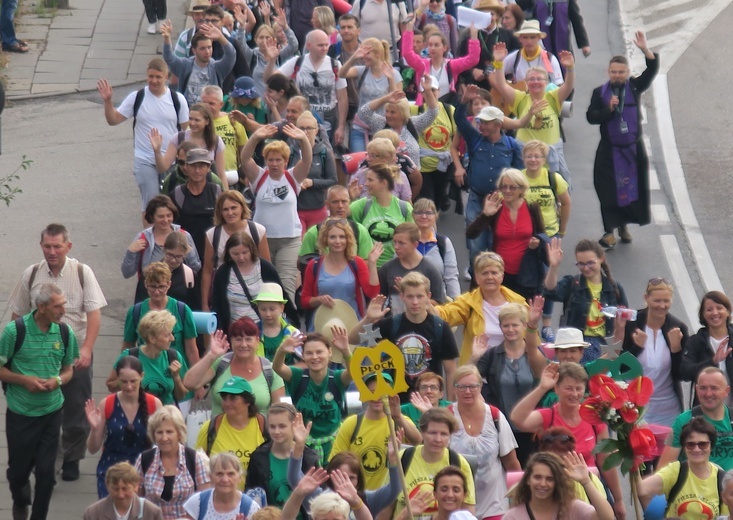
top-left (544, 238), bottom-right (628, 363)
top-left (273, 332), bottom-right (353, 464)
top-left (311, 6), bottom-right (339, 45)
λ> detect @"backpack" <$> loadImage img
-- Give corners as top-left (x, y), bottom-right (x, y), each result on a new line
top-left (209, 352), bottom-right (275, 392)
top-left (104, 392), bottom-right (158, 420)
top-left (436, 235), bottom-right (447, 263)
top-left (196, 488), bottom-right (255, 520)
top-left (2, 317), bottom-right (71, 393)
top-left (131, 300), bottom-right (188, 335)
top-left (291, 54), bottom-right (339, 83)
top-left (28, 262), bottom-right (85, 291)
top-left (140, 445), bottom-right (198, 491)
top-left (182, 264), bottom-right (195, 289)
top-left (512, 49), bottom-right (556, 82)
top-left (166, 170), bottom-right (214, 195)
top-left (254, 168), bottom-right (299, 197)
top-left (361, 198), bottom-right (410, 220)
top-left (205, 412), bottom-right (267, 455)
top-left (127, 346), bottom-right (178, 366)
top-left (447, 402), bottom-right (500, 432)
top-left (132, 88), bottom-right (182, 133)
top-left (400, 445), bottom-right (466, 477)
top-left (211, 221), bottom-right (261, 270)
top-left (172, 181), bottom-right (222, 209)
top-left (667, 461), bottom-right (724, 513)
top-left (291, 369), bottom-right (347, 417)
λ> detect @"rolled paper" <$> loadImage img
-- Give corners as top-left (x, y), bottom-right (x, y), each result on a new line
top-left (225, 170), bottom-right (239, 185)
top-left (457, 6), bottom-right (492, 29)
top-left (192, 311), bottom-right (217, 335)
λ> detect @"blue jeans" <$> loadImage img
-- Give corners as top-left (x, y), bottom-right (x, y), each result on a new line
top-left (349, 125), bottom-right (367, 153)
top-left (465, 190), bottom-right (493, 277)
top-left (1, 0), bottom-right (19, 47)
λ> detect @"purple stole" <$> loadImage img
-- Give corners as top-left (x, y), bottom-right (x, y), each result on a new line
top-left (601, 81), bottom-right (639, 207)
top-left (536, 0), bottom-right (570, 54)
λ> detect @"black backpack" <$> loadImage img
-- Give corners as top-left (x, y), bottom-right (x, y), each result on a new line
top-left (132, 88), bottom-right (182, 133)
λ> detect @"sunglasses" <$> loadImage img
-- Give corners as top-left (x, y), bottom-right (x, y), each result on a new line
top-left (648, 277), bottom-right (672, 286)
top-left (310, 71), bottom-right (320, 88)
top-left (541, 433), bottom-right (573, 443)
top-left (684, 441), bottom-right (710, 451)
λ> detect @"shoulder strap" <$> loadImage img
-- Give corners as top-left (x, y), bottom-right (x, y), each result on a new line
top-left (176, 300), bottom-right (187, 331)
top-left (170, 89), bottom-right (182, 131)
top-left (239, 492), bottom-right (252, 514)
top-left (489, 404), bottom-right (500, 431)
top-left (398, 199), bottom-right (409, 219)
top-left (260, 356), bottom-right (274, 390)
top-left (77, 262), bottom-right (85, 290)
top-left (207, 413), bottom-right (226, 454)
top-left (212, 225), bottom-right (223, 269)
top-left (212, 352), bottom-right (235, 388)
top-left (255, 170), bottom-right (269, 193)
top-left (349, 412), bottom-right (365, 445)
top-left (548, 170), bottom-right (558, 200)
top-left (292, 369), bottom-right (311, 405)
top-left (406, 120), bottom-right (419, 140)
top-left (166, 348), bottom-right (178, 365)
top-left (256, 413), bottom-right (267, 435)
top-left (328, 372), bottom-right (346, 416)
top-left (348, 220), bottom-right (360, 243)
top-left (311, 256), bottom-right (323, 281)
top-left (431, 314), bottom-right (445, 347)
top-left (132, 302), bottom-right (144, 332)
top-left (247, 220), bottom-right (260, 246)
top-left (330, 56), bottom-right (339, 78)
top-left (436, 235), bottom-right (447, 262)
top-left (718, 464), bottom-right (725, 511)
top-left (27, 263), bottom-right (40, 292)
top-left (357, 67), bottom-right (370, 90)
top-left (448, 448), bottom-right (460, 468)
top-left (363, 198), bottom-right (372, 217)
top-left (173, 185), bottom-right (185, 209)
top-left (391, 314), bottom-right (403, 339)
top-left (540, 50), bottom-right (554, 75)
top-left (691, 405), bottom-right (703, 417)
top-left (104, 394), bottom-right (116, 420)
top-left (283, 169), bottom-right (299, 194)
top-left (12, 317), bottom-right (26, 361)
top-left (132, 88), bottom-right (146, 132)
top-left (197, 489), bottom-right (213, 520)
top-left (184, 446), bottom-right (198, 491)
top-left (182, 264), bottom-right (194, 289)
top-left (145, 392), bottom-right (157, 413)
top-left (292, 54), bottom-right (306, 80)
top-left (667, 461), bottom-right (688, 509)
top-left (128, 346), bottom-right (141, 358)
top-left (400, 446), bottom-right (417, 475)
top-left (141, 448), bottom-right (156, 475)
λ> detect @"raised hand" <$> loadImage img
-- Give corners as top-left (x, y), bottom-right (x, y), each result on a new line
top-left (330, 325), bottom-right (351, 355)
top-left (539, 362), bottom-right (560, 391)
top-left (274, 7), bottom-right (288, 29)
top-left (368, 242), bottom-right (384, 264)
top-left (634, 30), bottom-right (648, 51)
top-left (356, 44), bottom-right (373, 60)
top-left (296, 467), bottom-right (330, 495)
top-left (262, 37), bottom-right (281, 61)
top-left (159, 20), bottom-right (172, 39)
top-left (410, 392), bottom-right (434, 413)
top-left (293, 412), bottom-right (312, 445)
top-left (408, 489), bottom-right (434, 516)
top-left (348, 177), bottom-right (361, 200)
top-left (85, 399), bottom-right (103, 430)
top-left (252, 124), bottom-right (279, 140)
top-left (278, 333), bottom-right (304, 354)
top-left (528, 296), bottom-right (544, 328)
top-left (128, 237), bottom-right (147, 253)
top-left (258, 0), bottom-right (271, 20)
top-left (529, 98), bottom-right (549, 116)
top-left (365, 294), bottom-right (390, 322)
top-left (482, 191), bottom-right (502, 217)
top-left (200, 23), bottom-right (224, 42)
top-left (330, 469), bottom-right (361, 507)
top-left (97, 79), bottom-right (113, 102)
top-left (547, 237), bottom-right (563, 267)
top-left (493, 41), bottom-right (508, 62)
top-left (282, 123), bottom-right (307, 141)
top-left (229, 109), bottom-right (247, 125)
top-left (472, 333), bottom-right (489, 360)
top-left (148, 128), bottom-right (164, 152)
top-left (563, 451), bottom-right (590, 484)
top-left (209, 330), bottom-right (230, 357)
top-left (713, 337), bottom-right (732, 363)
top-left (558, 50), bottom-right (574, 70)
top-left (461, 83), bottom-right (480, 104)
top-left (631, 328), bottom-right (648, 349)
top-left (386, 90), bottom-right (407, 104)
top-left (232, 4), bottom-right (246, 26)
top-left (668, 327), bottom-right (684, 353)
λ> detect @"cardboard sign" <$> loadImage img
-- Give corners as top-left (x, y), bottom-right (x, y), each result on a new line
top-left (586, 351), bottom-right (643, 381)
top-left (350, 340), bottom-right (409, 401)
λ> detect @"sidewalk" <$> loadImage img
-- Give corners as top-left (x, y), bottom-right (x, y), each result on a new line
top-left (2, 0), bottom-right (190, 98)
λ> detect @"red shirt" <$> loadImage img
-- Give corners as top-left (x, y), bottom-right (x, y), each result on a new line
top-left (539, 404), bottom-right (606, 466)
top-left (494, 202), bottom-right (534, 275)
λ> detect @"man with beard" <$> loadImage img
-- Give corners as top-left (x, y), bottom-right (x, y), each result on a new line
top-left (586, 30), bottom-right (658, 249)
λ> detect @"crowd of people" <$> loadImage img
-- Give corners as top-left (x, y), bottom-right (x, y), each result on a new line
top-left (5, 1), bottom-right (731, 520)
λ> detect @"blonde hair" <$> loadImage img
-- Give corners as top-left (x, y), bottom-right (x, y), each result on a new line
top-left (366, 137), bottom-right (396, 159)
top-left (399, 271), bottom-right (430, 294)
top-left (473, 251), bottom-right (505, 275)
top-left (263, 140), bottom-right (291, 162)
top-left (297, 111), bottom-right (318, 129)
top-left (453, 364), bottom-right (482, 386)
top-left (313, 6), bottom-right (336, 34)
top-left (143, 261), bottom-right (172, 285)
top-left (317, 219), bottom-right (357, 260)
top-left (498, 302), bottom-right (528, 324)
top-left (148, 405), bottom-right (187, 445)
top-left (386, 98), bottom-right (411, 124)
top-left (136, 309), bottom-right (177, 344)
top-left (255, 24), bottom-right (276, 41)
top-left (362, 37), bottom-right (391, 65)
top-left (251, 507), bottom-right (283, 520)
top-left (526, 67), bottom-right (549, 81)
top-left (413, 198), bottom-right (438, 216)
top-left (372, 129), bottom-right (401, 148)
top-left (522, 140), bottom-right (549, 158)
top-left (497, 168), bottom-right (529, 196)
top-left (310, 492), bottom-right (350, 520)
top-left (210, 452), bottom-right (242, 475)
top-left (105, 462), bottom-right (141, 487)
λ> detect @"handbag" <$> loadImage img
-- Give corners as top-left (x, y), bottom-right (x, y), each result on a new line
top-left (185, 399), bottom-right (211, 449)
top-left (516, 233), bottom-right (550, 289)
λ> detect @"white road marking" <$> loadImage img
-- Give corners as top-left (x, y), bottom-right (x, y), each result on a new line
top-left (661, 235), bottom-right (701, 327)
top-left (648, 165), bottom-right (660, 190)
top-left (640, 0), bottom-right (697, 16)
top-left (652, 204), bottom-right (670, 224)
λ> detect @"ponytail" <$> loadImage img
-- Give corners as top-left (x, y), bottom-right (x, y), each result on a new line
top-left (138, 386), bottom-right (152, 449)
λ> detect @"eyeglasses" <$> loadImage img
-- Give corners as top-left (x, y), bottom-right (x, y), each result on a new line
top-left (541, 433), bottom-right (573, 443)
top-left (575, 260), bottom-right (598, 269)
top-left (203, 18), bottom-right (221, 23)
top-left (684, 441), bottom-right (710, 451)
top-left (500, 185), bottom-right (521, 191)
top-left (526, 76), bottom-right (548, 83)
top-left (310, 71), bottom-right (320, 88)
top-left (429, 0), bottom-right (442, 3)
top-left (164, 252), bottom-right (185, 262)
top-left (454, 383), bottom-right (481, 392)
top-left (418, 384), bottom-right (440, 392)
top-left (177, 159), bottom-right (186, 166)
top-left (146, 284), bottom-right (169, 292)
top-left (298, 126), bottom-right (318, 131)
top-left (648, 277), bottom-right (672, 287)
top-left (413, 211), bottom-right (436, 216)
top-left (325, 218), bottom-right (348, 227)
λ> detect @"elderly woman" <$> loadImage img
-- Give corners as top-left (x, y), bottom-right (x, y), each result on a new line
top-left (122, 195), bottom-right (200, 282)
top-left (357, 76), bottom-right (440, 167)
top-left (183, 319), bottom-right (286, 416)
top-left (413, 198), bottom-right (460, 300)
top-left (349, 164), bottom-right (414, 267)
top-left (473, 303), bottom-right (538, 466)
top-left (339, 38), bottom-right (403, 152)
top-left (349, 137), bottom-right (413, 202)
top-left (183, 452), bottom-right (260, 519)
top-left (301, 219), bottom-right (381, 320)
top-left (434, 251), bottom-right (526, 365)
top-left (82, 462), bottom-right (163, 520)
top-left (296, 111), bottom-right (338, 233)
top-left (240, 123), bottom-right (312, 301)
top-left (194, 378), bottom-right (266, 489)
top-left (200, 191), bottom-right (269, 311)
top-left (108, 310), bottom-right (189, 407)
top-left (449, 365), bottom-right (520, 519)
top-left (503, 452), bottom-right (615, 520)
top-left (681, 291), bottom-right (733, 389)
top-left (511, 363), bottom-right (626, 520)
top-left (638, 417), bottom-right (729, 519)
top-left (618, 278), bottom-right (688, 427)
top-left (135, 406), bottom-right (210, 519)
top-left (466, 168), bottom-right (547, 299)
top-left (210, 231), bottom-right (298, 332)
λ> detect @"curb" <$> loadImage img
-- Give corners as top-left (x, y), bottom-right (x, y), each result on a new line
top-left (7, 78), bottom-right (144, 102)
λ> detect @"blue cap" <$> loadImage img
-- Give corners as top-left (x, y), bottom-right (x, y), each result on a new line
top-left (231, 76), bottom-right (259, 99)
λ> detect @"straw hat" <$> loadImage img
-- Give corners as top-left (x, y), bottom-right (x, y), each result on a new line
top-left (472, 0), bottom-right (505, 16)
top-left (313, 300), bottom-right (359, 364)
top-left (544, 328), bottom-right (591, 349)
top-left (514, 20), bottom-right (548, 38)
top-left (252, 283), bottom-right (288, 304)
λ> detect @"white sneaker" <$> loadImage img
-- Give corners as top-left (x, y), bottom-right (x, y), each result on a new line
top-left (147, 23), bottom-right (157, 34)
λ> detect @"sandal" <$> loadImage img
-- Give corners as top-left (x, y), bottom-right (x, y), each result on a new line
top-left (3, 41), bottom-right (29, 53)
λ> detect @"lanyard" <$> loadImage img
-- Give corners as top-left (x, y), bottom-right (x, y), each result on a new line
top-left (616, 85), bottom-right (626, 114)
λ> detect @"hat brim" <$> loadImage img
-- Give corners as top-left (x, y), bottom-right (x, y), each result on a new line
top-left (313, 300), bottom-right (359, 364)
top-left (186, 160), bottom-right (212, 165)
top-left (217, 387), bottom-right (250, 395)
top-left (476, 116), bottom-right (502, 122)
top-left (515, 30), bottom-right (548, 38)
top-left (252, 294), bottom-right (287, 303)
top-left (546, 342), bottom-right (591, 349)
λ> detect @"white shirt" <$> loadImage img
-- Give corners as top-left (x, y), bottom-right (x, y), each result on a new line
top-left (352, 0), bottom-right (407, 44)
top-left (252, 167), bottom-right (302, 238)
top-left (482, 300), bottom-right (506, 348)
top-left (503, 49), bottom-right (564, 86)
top-left (278, 54), bottom-right (347, 115)
top-left (638, 326), bottom-right (680, 426)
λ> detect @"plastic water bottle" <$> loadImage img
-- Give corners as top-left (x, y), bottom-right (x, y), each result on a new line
top-left (601, 306), bottom-right (637, 320)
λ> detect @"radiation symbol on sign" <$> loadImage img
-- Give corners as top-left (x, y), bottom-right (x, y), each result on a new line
top-left (350, 340), bottom-right (409, 401)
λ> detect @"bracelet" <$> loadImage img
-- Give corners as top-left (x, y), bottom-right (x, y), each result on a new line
top-left (557, 231), bottom-right (566, 237)
top-left (565, 65), bottom-right (575, 70)
top-left (526, 326), bottom-right (538, 333)
top-left (351, 499), bottom-right (364, 511)
top-left (492, 60), bottom-right (503, 70)
top-left (55, 375), bottom-right (63, 387)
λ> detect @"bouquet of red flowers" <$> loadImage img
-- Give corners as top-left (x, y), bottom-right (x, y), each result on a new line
top-left (580, 374), bottom-right (655, 474)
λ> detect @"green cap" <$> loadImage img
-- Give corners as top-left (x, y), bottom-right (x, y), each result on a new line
top-left (364, 372), bottom-right (394, 385)
top-left (217, 376), bottom-right (253, 396)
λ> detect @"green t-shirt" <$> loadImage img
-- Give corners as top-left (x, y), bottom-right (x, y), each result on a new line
top-left (286, 367), bottom-right (347, 438)
top-left (122, 298), bottom-right (198, 369)
top-left (671, 408), bottom-right (733, 471)
top-left (257, 318), bottom-right (298, 363)
top-left (0, 314), bottom-right (79, 416)
top-left (298, 220), bottom-right (374, 260)
top-left (349, 196), bottom-right (413, 267)
top-left (115, 348), bottom-right (187, 406)
top-left (269, 453), bottom-right (295, 513)
top-left (400, 399), bottom-right (452, 425)
top-left (209, 357), bottom-right (285, 416)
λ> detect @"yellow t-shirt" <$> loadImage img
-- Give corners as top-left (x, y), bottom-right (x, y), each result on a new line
top-left (572, 472), bottom-right (605, 503)
top-left (196, 414), bottom-right (265, 490)
top-left (409, 103), bottom-right (455, 173)
top-left (523, 168), bottom-right (568, 236)
top-left (584, 280), bottom-right (605, 338)
top-left (658, 461), bottom-right (729, 520)
top-left (393, 446), bottom-right (476, 520)
top-left (513, 89), bottom-right (562, 145)
top-left (329, 414), bottom-right (415, 491)
top-left (213, 114), bottom-right (248, 172)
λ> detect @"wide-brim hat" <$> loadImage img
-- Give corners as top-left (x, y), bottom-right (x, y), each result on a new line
top-left (187, 0), bottom-right (210, 14)
top-left (313, 300), bottom-right (359, 364)
top-left (473, 0), bottom-right (505, 15)
top-left (545, 328), bottom-right (591, 349)
top-left (231, 76), bottom-right (260, 100)
top-left (252, 282), bottom-right (288, 304)
top-left (514, 19), bottom-right (547, 38)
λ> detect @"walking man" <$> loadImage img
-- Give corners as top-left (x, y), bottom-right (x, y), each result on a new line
top-left (8, 224), bottom-right (107, 484)
top-left (1, 284), bottom-right (79, 520)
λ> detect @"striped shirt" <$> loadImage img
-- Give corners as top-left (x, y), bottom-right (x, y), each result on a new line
top-left (8, 257), bottom-right (107, 344)
top-left (0, 313), bottom-right (78, 416)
